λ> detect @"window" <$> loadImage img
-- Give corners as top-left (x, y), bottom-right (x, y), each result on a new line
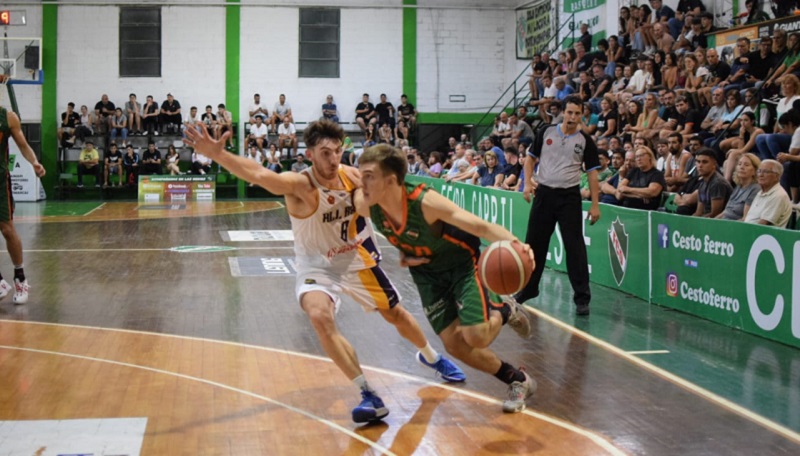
top-left (119, 7), bottom-right (161, 77)
top-left (299, 8), bottom-right (340, 78)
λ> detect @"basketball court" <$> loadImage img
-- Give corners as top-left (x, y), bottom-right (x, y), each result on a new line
top-left (0, 201), bottom-right (798, 455)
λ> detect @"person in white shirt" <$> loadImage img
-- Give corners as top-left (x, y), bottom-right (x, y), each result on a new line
top-left (249, 93), bottom-right (269, 123)
top-left (182, 106), bottom-right (202, 138)
top-left (191, 151), bottom-right (213, 175)
top-left (246, 145), bottom-right (264, 166)
top-left (249, 116), bottom-right (269, 152)
top-left (271, 94), bottom-right (293, 134)
top-left (278, 117), bottom-right (298, 158)
top-left (744, 159), bottom-right (793, 227)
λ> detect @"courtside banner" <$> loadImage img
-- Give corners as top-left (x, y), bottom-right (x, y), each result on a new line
top-left (138, 175), bottom-right (216, 203)
top-left (651, 212), bottom-right (800, 349)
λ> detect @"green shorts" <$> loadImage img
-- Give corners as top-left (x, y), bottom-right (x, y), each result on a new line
top-left (0, 173), bottom-right (13, 223)
top-left (411, 264), bottom-right (502, 334)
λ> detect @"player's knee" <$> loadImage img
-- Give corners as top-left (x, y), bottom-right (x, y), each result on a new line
top-left (0, 223), bottom-right (15, 239)
top-left (461, 326), bottom-right (491, 349)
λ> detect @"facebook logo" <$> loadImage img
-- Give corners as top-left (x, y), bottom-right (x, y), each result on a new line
top-left (657, 224), bottom-right (669, 249)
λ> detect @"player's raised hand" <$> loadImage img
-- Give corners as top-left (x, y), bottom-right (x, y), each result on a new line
top-left (184, 124), bottom-right (231, 159)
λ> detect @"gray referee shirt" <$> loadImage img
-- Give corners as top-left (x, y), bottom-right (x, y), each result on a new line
top-left (527, 124), bottom-right (600, 188)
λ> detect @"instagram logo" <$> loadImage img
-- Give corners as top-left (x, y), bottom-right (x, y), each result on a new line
top-left (666, 273), bottom-right (679, 297)
top-left (657, 224), bottom-right (669, 249)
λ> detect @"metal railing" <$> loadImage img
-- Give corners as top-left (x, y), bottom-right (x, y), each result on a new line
top-left (470, 13), bottom-right (575, 144)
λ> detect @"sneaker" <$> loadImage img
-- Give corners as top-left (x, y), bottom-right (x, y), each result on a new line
top-left (352, 390), bottom-right (389, 423)
top-left (0, 279), bottom-right (11, 300)
top-left (416, 352), bottom-right (466, 383)
top-left (576, 304), bottom-right (590, 316)
top-left (12, 279), bottom-right (28, 305)
top-left (504, 296), bottom-right (533, 339)
top-left (502, 371), bottom-right (536, 413)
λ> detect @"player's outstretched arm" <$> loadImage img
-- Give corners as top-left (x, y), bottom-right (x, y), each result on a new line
top-left (421, 189), bottom-right (516, 243)
top-left (184, 125), bottom-right (305, 195)
top-left (8, 112), bottom-right (45, 177)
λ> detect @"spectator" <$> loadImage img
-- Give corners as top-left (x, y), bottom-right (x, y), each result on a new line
top-left (341, 136), bottom-right (355, 165)
top-left (375, 94), bottom-right (395, 129)
top-left (355, 93), bottom-right (377, 135)
top-left (722, 111), bottom-right (764, 182)
top-left (201, 105), bottom-right (218, 137)
top-left (364, 123), bottom-right (377, 147)
top-left (542, 100), bottom-right (564, 125)
top-left (661, 95), bottom-right (702, 140)
top-left (217, 104), bottom-right (234, 148)
top-left (744, 0), bottom-right (770, 25)
top-left (271, 94), bottom-right (293, 134)
top-left (765, 32), bottom-right (800, 89)
top-left (500, 147), bottom-right (523, 190)
top-left (589, 64), bottom-right (615, 113)
top-left (676, 54), bottom-right (704, 108)
top-left (601, 150), bottom-right (633, 205)
top-left (668, 0), bottom-right (705, 39)
top-left (777, 113), bottom-right (800, 202)
top-left (246, 145), bottom-right (264, 168)
top-left (606, 36), bottom-right (624, 77)
top-left (618, 58), bottom-right (654, 104)
top-left (579, 22), bottom-right (592, 51)
top-left (249, 93), bottom-right (269, 123)
top-left (742, 88), bottom-right (770, 131)
top-left (719, 153), bottom-right (761, 220)
top-left (741, 37), bottom-right (777, 97)
top-left (182, 106), bottom-right (202, 137)
top-left (266, 143), bottom-right (280, 165)
top-left (191, 149), bottom-right (212, 175)
top-left (123, 145), bottom-right (140, 186)
top-left (426, 151), bottom-right (444, 178)
top-left (618, 146), bottom-right (667, 209)
top-left (94, 94), bottom-right (115, 133)
top-left (698, 88), bottom-right (726, 139)
top-left (610, 64), bottom-right (632, 95)
top-left (581, 103), bottom-right (599, 136)
top-left (141, 142), bottom-right (162, 175)
top-left (277, 117), bottom-right (298, 158)
top-left (744, 159), bottom-right (793, 226)
top-left (471, 149), bottom-right (504, 187)
top-left (103, 142), bottom-right (124, 187)
top-left (291, 153), bottom-right (309, 173)
top-left (160, 93), bottom-right (182, 134)
top-left (109, 108), bottom-right (128, 147)
top-left (249, 116), bottom-right (269, 152)
top-left (713, 38), bottom-right (752, 97)
top-left (444, 143), bottom-right (469, 182)
top-left (378, 122), bottom-right (393, 145)
top-left (626, 93), bottom-right (660, 139)
top-left (265, 151), bottom-right (283, 173)
top-left (700, 49), bottom-right (731, 105)
top-left (77, 140), bottom-right (100, 188)
top-left (704, 90), bottom-right (745, 158)
top-left (692, 148), bottom-right (733, 217)
top-left (653, 22), bottom-right (675, 54)
top-left (164, 144), bottom-right (180, 176)
top-left (142, 95), bottom-right (160, 136)
top-left (58, 102), bottom-right (79, 147)
top-left (490, 112), bottom-right (513, 147)
top-left (397, 94), bottom-right (417, 131)
top-left (75, 105), bottom-right (93, 144)
top-left (618, 99), bottom-right (641, 142)
top-left (395, 119), bottom-right (410, 146)
top-left (595, 97), bottom-right (618, 140)
top-left (756, 107), bottom-right (800, 161)
top-left (125, 93), bottom-right (142, 135)
top-left (508, 113), bottom-right (534, 149)
top-left (581, 150), bottom-right (614, 199)
top-left (321, 95), bottom-right (339, 123)
top-left (665, 132), bottom-right (693, 192)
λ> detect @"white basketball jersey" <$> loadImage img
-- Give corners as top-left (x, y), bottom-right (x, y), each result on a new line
top-left (290, 166), bottom-right (380, 273)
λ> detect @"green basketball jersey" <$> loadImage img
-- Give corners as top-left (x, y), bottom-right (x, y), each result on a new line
top-left (370, 182), bottom-right (481, 275)
top-left (0, 107), bottom-right (9, 174)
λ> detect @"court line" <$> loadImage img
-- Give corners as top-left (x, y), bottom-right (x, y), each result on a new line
top-left (83, 202), bottom-right (106, 217)
top-left (0, 320), bottom-right (625, 455)
top-left (0, 344), bottom-right (398, 456)
top-left (626, 350), bottom-right (670, 355)
top-left (523, 306), bottom-right (800, 445)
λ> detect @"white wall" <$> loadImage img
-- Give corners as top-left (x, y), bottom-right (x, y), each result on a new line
top-left (2, 4), bottom-right (42, 122)
top-left (57, 5), bottom-right (225, 125)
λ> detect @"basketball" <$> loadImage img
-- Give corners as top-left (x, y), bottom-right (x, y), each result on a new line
top-left (478, 240), bottom-right (534, 295)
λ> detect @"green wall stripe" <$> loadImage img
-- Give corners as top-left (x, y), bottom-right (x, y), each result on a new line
top-left (226, 0), bottom-right (240, 124)
top-left (41, 4), bottom-right (58, 193)
top-left (402, 0), bottom-right (417, 104)
top-left (417, 112), bottom-right (488, 124)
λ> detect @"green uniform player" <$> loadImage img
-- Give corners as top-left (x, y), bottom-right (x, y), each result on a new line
top-left (356, 144), bottom-right (537, 413)
top-left (0, 105), bottom-right (46, 305)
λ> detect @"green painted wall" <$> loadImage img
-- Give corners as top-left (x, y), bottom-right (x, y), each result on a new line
top-left (402, 0), bottom-right (417, 104)
top-left (226, 0), bottom-right (243, 198)
top-left (42, 5), bottom-right (58, 193)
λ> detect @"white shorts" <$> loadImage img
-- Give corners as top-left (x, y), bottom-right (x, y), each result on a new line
top-left (295, 265), bottom-right (400, 313)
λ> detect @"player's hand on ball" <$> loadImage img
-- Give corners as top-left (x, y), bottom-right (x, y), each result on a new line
top-left (513, 240), bottom-right (535, 268)
top-left (400, 252), bottom-right (430, 267)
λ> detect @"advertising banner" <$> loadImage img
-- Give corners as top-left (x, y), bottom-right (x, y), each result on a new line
top-left (651, 212), bottom-right (800, 348)
top-left (560, 0), bottom-right (607, 50)
top-left (138, 175), bottom-right (216, 203)
top-left (516, 1), bottom-right (554, 59)
top-left (9, 141), bottom-right (45, 202)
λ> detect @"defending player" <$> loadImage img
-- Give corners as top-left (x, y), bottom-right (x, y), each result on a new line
top-left (184, 120), bottom-right (464, 424)
top-left (355, 144), bottom-right (537, 413)
top-left (0, 103), bottom-right (46, 304)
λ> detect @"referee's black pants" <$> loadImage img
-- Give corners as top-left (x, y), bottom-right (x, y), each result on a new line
top-left (518, 184), bottom-right (591, 308)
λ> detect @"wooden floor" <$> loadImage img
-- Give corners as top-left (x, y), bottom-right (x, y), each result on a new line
top-left (0, 201), bottom-right (798, 455)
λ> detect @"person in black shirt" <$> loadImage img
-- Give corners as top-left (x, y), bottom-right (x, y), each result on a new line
top-left (104, 143), bottom-right (124, 187)
top-left (397, 94), bottom-right (417, 130)
top-left (160, 93), bottom-right (182, 134)
top-left (618, 146), bottom-right (667, 210)
top-left (141, 142), bottom-right (162, 175)
top-left (94, 94), bottom-right (115, 133)
top-left (375, 94), bottom-right (395, 129)
top-left (579, 23), bottom-right (592, 51)
top-left (58, 102), bottom-right (80, 146)
top-left (668, 0), bottom-right (705, 39)
top-left (355, 93), bottom-right (376, 135)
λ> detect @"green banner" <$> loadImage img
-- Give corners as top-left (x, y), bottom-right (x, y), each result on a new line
top-left (651, 213), bottom-right (800, 348)
top-left (563, 0), bottom-right (606, 14)
top-left (138, 175), bottom-right (216, 203)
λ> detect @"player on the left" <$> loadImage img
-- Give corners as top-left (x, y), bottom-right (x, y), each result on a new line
top-left (0, 104), bottom-right (46, 304)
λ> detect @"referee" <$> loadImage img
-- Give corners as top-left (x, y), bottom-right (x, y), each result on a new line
top-left (514, 95), bottom-right (601, 316)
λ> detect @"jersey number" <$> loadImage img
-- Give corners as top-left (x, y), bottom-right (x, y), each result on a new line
top-left (340, 221), bottom-right (350, 242)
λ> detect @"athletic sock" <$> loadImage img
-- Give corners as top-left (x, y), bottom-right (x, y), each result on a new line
top-left (418, 342), bottom-right (440, 364)
top-left (13, 265), bottom-right (24, 282)
top-left (352, 375), bottom-right (372, 393)
top-left (494, 361), bottom-right (525, 385)
top-left (497, 301), bottom-right (512, 325)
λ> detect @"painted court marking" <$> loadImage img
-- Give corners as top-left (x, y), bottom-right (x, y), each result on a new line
top-left (626, 350), bottom-right (670, 355)
top-left (0, 320), bottom-right (625, 455)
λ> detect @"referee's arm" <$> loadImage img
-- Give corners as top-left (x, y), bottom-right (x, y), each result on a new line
top-left (523, 152), bottom-right (538, 202)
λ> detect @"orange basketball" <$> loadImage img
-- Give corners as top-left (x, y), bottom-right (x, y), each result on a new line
top-left (478, 240), bottom-right (534, 295)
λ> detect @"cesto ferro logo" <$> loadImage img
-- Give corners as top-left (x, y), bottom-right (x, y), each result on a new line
top-left (666, 272), bottom-right (679, 297)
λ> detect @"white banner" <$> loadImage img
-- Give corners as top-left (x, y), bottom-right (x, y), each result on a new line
top-left (9, 140), bottom-right (45, 202)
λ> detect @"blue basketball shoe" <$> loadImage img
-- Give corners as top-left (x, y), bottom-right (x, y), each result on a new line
top-left (352, 390), bottom-right (389, 423)
top-left (416, 352), bottom-right (467, 383)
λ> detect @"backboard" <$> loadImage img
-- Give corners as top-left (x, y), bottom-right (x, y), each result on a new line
top-left (0, 36), bottom-right (42, 86)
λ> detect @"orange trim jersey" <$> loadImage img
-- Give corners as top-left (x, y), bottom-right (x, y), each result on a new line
top-left (290, 166), bottom-right (380, 273)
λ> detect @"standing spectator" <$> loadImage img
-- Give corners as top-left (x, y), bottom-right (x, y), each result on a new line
top-left (123, 145), bottom-right (140, 186)
top-left (579, 22), bottom-right (592, 51)
top-left (321, 95), bottom-right (339, 123)
top-left (291, 153), bottom-right (309, 173)
top-left (109, 108), bottom-right (128, 147)
top-left (164, 144), bottom-right (181, 176)
top-left (104, 143), bottom-right (124, 187)
top-left (397, 94), bottom-right (417, 131)
top-left (94, 94), bottom-right (115, 133)
top-left (278, 117), bottom-right (298, 158)
top-left (249, 93), bottom-right (269, 123)
top-left (617, 146), bottom-right (667, 210)
top-left (719, 153), bottom-right (761, 220)
top-left (141, 142), bottom-right (162, 175)
top-left (125, 93), bottom-right (142, 135)
top-left (517, 95), bottom-right (601, 316)
top-left (58, 102), bottom-right (79, 147)
top-left (692, 148), bottom-right (733, 217)
top-left (375, 94), bottom-right (395, 129)
top-left (160, 93), bottom-right (182, 134)
top-left (744, 159), bottom-right (793, 227)
top-left (77, 140), bottom-right (101, 188)
top-left (75, 105), bottom-right (93, 144)
top-left (249, 116), bottom-right (269, 152)
top-left (142, 95), bottom-right (160, 136)
top-left (217, 104), bottom-right (234, 149)
top-left (355, 93), bottom-right (377, 134)
top-left (191, 149), bottom-right (212, 175)
top-left (271, 94), bottom-right (293, 134)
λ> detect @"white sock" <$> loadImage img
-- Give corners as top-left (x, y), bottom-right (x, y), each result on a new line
top-left (352, 375), bottom-right (371, 392)
top-left (418, 342), bottom-right (440, 364)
